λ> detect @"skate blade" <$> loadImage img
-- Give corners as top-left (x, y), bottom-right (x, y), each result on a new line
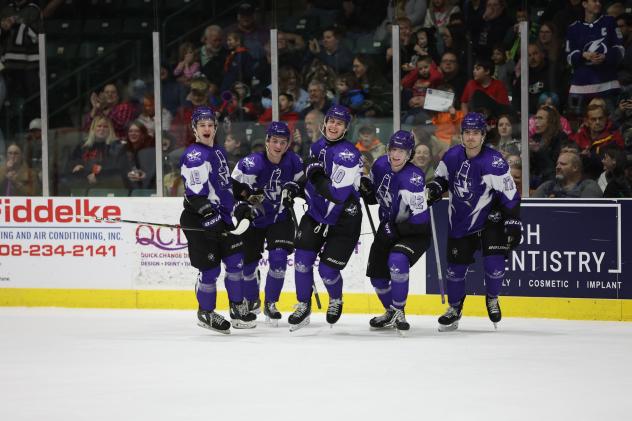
top-left (289, 317), bottom-right (310, 332)
top-left (369, 323), bottom-right (396, 331)
top-left (231, 320), bottom-right (256, 329)
top-left (197, 321), bottom-right (230, 334)
top-left (438, 321), bottom-right (459, 332)
top-left (265, 316), bottom-right (279, 327)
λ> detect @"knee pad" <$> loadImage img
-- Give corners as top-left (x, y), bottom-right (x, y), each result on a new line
top-left (318, 262), bottom-right (341, 287)
top-left (387, 252), bottom-right (410, 283)
top-left (267, 248), bottom-right (288, 279)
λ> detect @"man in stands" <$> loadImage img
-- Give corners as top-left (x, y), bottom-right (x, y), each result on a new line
top-left (532, 151), bottom-right (602, 197)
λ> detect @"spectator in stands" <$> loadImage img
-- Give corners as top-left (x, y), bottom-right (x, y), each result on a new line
top-left (220, 31), bottom-right (254, 93)
top-left (532, 151), bottom-right (602, 198)
top-left (406, 28), bottom-right (440, 71)
top-left (225, 1), bottom-right (269, 61)
top-left (173, 42), bottom-right (200, 86)
top-left (598, 145), bottom-right (632, 197)
top-left (504, 7), bottom-right (527, 61)
top-left (616, 13), bottom-right (632, 85)
top-left (302, 58), bottom-right (338, 94)
top-left (258, 93), bottom-right (300, 135)
top-left (355, 123), bottom-right (386, 169)
top-left (491, 44), bottom-right (514, 94)
top-left (572, 103), bottom-right (624, 179)
top-left (223, 132), bottom-right (247, 170)
top-left (171, 76), bottom-right (212, 149)
top-left (495, 114), bottom-right (521, 158)
top-left (299, 80), bottom-right (333, 118)
top-left (200, 25), bottom-right (228, 90)
top-left (293, 109), bottom-right (323, 160)
top-left (385, 17), bottom-right (416, 77)
top-left (22, 118), bottom-right (42, 174)
top-left (438, 51), bottom-right (466, 106)
top-left (374, 0), bottom-right (427, 40)
top-left (305, 26), bottom-right (353, 74)
top-left (412, 125), bottom-right (448, 162)
top-left (428, 84), bottom-right (464, 146)
top-left (137, 94), bottom-right (172, 138)
top-left (68, 117), bottom-right (123, 191)
top-left (0, 142), bottom-right (40, 196)
top-left (529, 105), bottom-right (568, 187)
top-left (412, 142), bottom-right (435, 182)
top-left (335, 72), bottom-right (365, 115)
top-left (218, 81), bottom-right (260, 123)
top-left (352, 54), bottom-right (392, 117)
top-left (460, 57), bottom-right (510, 116)
top-left (278, 66), bottom-right (309, 112)
top-left (470, 0), bottom-right (514, 59)
top-left (118, 120), bottom-right (155, 191)
top-left (0, 1), bottom-right (41, 121)
top-left (510, 161), bottom-right (523, 197)
top-left (83, 83), bottom-right (138, 139)
top-left (612, 92), bottom-right (632, 150)
top-left (438, 24), bottom-right (469, 62)
top-left (402, 55), bottom-right (443, 91)
top-left (537, 21), bottom-right (564, 67)
top-left (423, 0), bottom-right (460, 31)
top-left (528, 92), bottom-right (573, 138)
top-left (566, 0), bottom-right (624, 115)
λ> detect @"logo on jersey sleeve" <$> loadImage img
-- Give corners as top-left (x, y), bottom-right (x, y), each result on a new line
top-left (242, 156), bottom-right (256, 169)
top-left (491, 155), bottom-right (507, 169)
top-left (410, 173), bottom-right (423, 186)
top-left (339, 149), bottom-right (355, 162)
top-left (186, 150), bottom-right (202, 162)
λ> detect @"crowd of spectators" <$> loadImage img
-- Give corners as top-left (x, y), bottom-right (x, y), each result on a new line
top-left (1, 0), bottom-right (632, 197)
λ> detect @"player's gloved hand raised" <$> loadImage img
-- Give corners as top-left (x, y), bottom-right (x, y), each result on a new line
top-left (281, 181), bottom-right (300, 208)
top-left (233, 201), bottom-right (253, 223)
top-left (376, 221), bottom-right (399, 244)
top-left (201, 210), bottom-right (226, 239)
top-left (305, 160), bottom-right (326, 183)
top-left (504, 218), bottom-right (522, 250)
top-left (426, 181), bottom-right (444, 206)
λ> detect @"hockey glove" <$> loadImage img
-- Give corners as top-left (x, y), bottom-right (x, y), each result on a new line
top-left (426, 181), bottom-right (444, 206)
top-left (376, 221), bottom-right (399, 244)
top-left (504, 218), bottom-right (522, 250)
top-left (201, 210), bottom-right (226, 240)
top-left (281, 181), bottom-right (301, 208)
top-left (305, 160), bottom-right (327, 184)
top-left (233, 201), bottom-right (253, 223)
top-left (359, 176), bottom-right (375, 203)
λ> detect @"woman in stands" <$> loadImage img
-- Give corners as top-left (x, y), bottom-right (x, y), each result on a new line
top-left (529, 105), bottom-right (567, 188)
top-left (118, 120), bottom-right (155, 191)
top-left (68, 116), bottom-right (124, 193)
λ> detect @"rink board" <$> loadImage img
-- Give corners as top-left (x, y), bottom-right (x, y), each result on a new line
top-left (0, 197), bottom-right (630, 321)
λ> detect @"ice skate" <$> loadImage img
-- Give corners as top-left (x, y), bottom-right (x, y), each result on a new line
top-left (229, 300), bottom-right (256, 329)
top-left (485, 295), bottom-right (502, 329)
top-left (247, 297), bottom-right (261, 315)
top-left (393, 307), bottom-right (410, 336)
top-left (369, 307), bottom-right (397, 330)
top-left (288, 301), bottom-right (311, 332)
top-left (326, 298), bottom-right (343, 326)
top-left (438, 298), bottom-right (464, 332)
top-left (197, 309), bottom-right (231, 334)
top-left (263, 301), bottom-right (282, 327)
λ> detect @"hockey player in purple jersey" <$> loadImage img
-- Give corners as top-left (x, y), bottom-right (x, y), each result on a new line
top-left (231, 121), bottom-right (303, 325)
top-left (180, 106), bottom-right (256, 333)
top-left (286, 104), bottom-right (363, 331)
top-left (359, 130), bottom-right (431, 334)
top-left (426, 112), bottom-right (521, 331)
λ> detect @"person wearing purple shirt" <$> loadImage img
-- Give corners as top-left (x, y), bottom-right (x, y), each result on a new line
top-left (359, 130), bottom-right (431, 334)
top-left (231, 122), bottom-right (304, 325)
top-left (285, 105), bottom-right (363, 331)
top-left (427, 112), bottom-right (521, 331)
top-left (180, 106), bottom-right (256, 334)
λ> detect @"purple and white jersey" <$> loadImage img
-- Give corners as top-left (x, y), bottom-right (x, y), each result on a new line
top-left (180, 142), bottom-right (234, 224)
top-left (370, 156), bottom-right (429, 226)
top-left (306, 137), bottom-right (362, 225)
top-left (435, 145), bottom-right (519, 238)
top-left (231, 151), bottom-right (303, 227)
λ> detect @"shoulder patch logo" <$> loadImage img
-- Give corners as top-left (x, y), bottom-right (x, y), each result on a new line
top-left (491, 155), bottom-right (507, 169)
top-left (339, 149), bottom-right (355, 162)
top-left (242, 156), bottom-right (256, 169)
top-left (186, 150), bottom-right (202, 162)
top-left (410, 172), bottom-right (423, 186)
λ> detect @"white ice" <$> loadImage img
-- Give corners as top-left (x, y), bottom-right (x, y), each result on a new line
top-left (0, 307), bottom-right (630, 421)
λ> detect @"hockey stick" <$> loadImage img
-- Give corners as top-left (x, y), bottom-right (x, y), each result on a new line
top-left (86, 216), bottom-right (251, 235)
top-left (282, 190), bottom-right (322, 309)
top-left (429, 206), bottom-right (445, 304)
top-left (362, 198), bottom-right (377, 236)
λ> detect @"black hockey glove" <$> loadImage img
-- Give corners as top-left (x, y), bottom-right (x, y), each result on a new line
top-left (426, 181), bottom-right (444, 206)
top-left (504, 218), bottom-right (522, 250)
top-left (233, 200), bottom-right (253, 223)
top-left (305, 160), bottom-right (327, 184)
top-left (281, 181), bottom-right (301, 208)
top-left (201, 210), bottom-right (226, 240)
top-left (359, 176), bottom-right (375, 202)
top-left (376, 221), bottom-right (399, 244)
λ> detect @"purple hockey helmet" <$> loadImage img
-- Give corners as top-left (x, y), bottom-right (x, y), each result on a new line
top-left (461, 112), bottom-right (487, 133)
top-left (190, 106), bottom-right (216, 131)
top-left (325, 104), bottom-right (352, 126)
top-left (266, 121), bottom-right (291, 141)
top-left (388, 130), bottom-right (415, 152)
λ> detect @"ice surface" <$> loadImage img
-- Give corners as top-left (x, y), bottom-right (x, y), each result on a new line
top-left (0, 308), bottom-right (630, 420)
